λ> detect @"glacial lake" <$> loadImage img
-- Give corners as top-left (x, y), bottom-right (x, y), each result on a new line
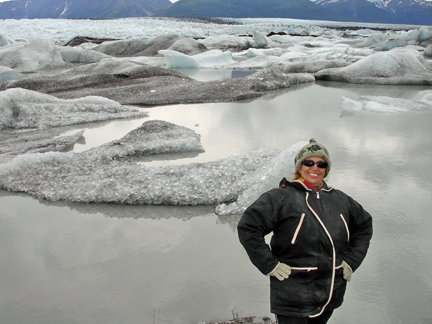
top-left (1, 71), bottom-right (432, 324)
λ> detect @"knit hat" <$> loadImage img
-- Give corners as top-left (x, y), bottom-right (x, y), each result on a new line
top-left (295, 138), bottom-right (331, 177)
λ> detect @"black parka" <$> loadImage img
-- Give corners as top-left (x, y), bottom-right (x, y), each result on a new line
top-left (237, 179), bottom-right (373, 318)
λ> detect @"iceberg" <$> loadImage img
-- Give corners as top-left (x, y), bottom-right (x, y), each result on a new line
top-left (215, 141), bottom-right (307, 215)
top-left (341, 94), bottom-right (432, 113)
top-left (59, 46), bottom-right (112, 63)
top-left (0, 66), bottom-right (23, 82)
top-left (0, 88), bottom-right (147, 130)
top-left (159, 49), bottom-right (235, 69)
top-left (0, 147), bottom-right (280, 205)
top-left (314, 51), bottom-right (432, 85)
top-left (93, 34), bottom-right (207, 57)
top-left (0, 38), bottom-right (67, 72)
top-left (85, 120), bottom-right (204, 160)
top-left (0, 129), bottom-right (85, 163)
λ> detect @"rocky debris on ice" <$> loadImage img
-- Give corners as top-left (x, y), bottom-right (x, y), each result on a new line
top-left (341, 94), bottom-right (432, 113)
top-left (0, 59), bottom-right (191, 94)
top-left (85, 120), bottom-right (204, 161)
top-left (0, 88), bottom-right (147, 130)
top-left (314, 51), bottom-right (432, 85)
top-left (0, 129), bottom-right (85, 163)
top-left (198, 35), bottom-right (253, 52)
top-left (0, 147), bottom-right (280, 205)
top-left (94, 33), bottom-right (208, 57)
top-left (1, 60), bottom-right (315, 105)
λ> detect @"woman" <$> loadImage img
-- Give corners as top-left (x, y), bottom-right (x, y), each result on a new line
top-left (237, 139), bottom-right (373, 324)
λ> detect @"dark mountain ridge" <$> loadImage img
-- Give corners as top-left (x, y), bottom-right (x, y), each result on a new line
top-left (0, 0), bottom-right (171, 19)
top-left (154, 0), bottom-right (432, 25)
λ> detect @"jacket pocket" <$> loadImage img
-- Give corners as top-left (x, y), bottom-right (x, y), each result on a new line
top-left (340, 213), bottom-right (350, 241)
top-left (291, 213), bottom-right (306, 244)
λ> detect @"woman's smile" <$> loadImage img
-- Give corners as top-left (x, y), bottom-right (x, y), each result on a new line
top-left (300, 156), bottom-right (326, 186)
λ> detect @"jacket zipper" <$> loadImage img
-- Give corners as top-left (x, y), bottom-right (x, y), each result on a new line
top-left (291, 213), bottom-right (306, 244)
top-left (305, 192), bottom-right (336, 318)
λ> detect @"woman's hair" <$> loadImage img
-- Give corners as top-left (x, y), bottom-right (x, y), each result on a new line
top-left (292, 168), bottom-right (301, 180)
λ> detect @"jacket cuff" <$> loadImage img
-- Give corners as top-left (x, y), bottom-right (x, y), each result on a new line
top-left (266, 262), bottom-right (280, 276)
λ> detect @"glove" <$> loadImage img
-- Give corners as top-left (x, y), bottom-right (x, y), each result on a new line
top-left (341, 260), bottom-right (353, 282)
top-left (269, 262), bottom-right (291, 281)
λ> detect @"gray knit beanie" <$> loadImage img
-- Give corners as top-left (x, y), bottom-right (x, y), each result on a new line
top-left (295, 138), bottom-right (331, 177)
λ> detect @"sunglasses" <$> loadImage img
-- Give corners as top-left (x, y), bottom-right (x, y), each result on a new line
top-left (301, 160), bottom-right (328, 169)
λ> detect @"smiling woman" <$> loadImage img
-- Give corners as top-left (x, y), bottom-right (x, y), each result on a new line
top-left (238, 138), bottom-right (373, 324)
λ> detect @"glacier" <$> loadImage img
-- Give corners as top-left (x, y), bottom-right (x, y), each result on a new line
top-left (1, 17), bottom-right (432, 214)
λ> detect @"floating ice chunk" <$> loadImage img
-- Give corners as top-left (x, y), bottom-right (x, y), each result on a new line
top-left (59, 46), bottom-right (111, 63)
top-left (0, 43), bottom-right (26, 57)
top-left (0, 130), bottom-right (85, 164)
top-left (0, 66), bottom-right (23, 82)
top-left (86, 120), bottom-right (204, 160)
top-left (0, 38), bottom-right (66, 72)
top-left (0, 88), bottom-right (147, 130)
top-left (194, 50), bottom-right (235, 67)
top-left (345, 48), bottom-right (374, 57)
top-left (341, 94), bottom-right (432, 113)
top-left (374, 39), bottom-right (408, 51)
top-left (215, 141), bottom-right (308, 215)
top-left (419, 26), bottom-right (432, 42)
top-left (158, 50), bottom-right (199, 69)
top-left (94, 34), bottom-right (184, 57)
top-left (425, 44), bottom-right (432, 57)
top-left (167, 37), bottom-right (208, 55)
top-left (268, 35), bottom-right (303, 44)
top-left (0, 34), bottom-right (12, 47)
top-left (247, 48), bottom-right (285, 58)
top-left (199, 35), bottom-right (252, 51)
top-left (277, 59), bottom-right (350, 74)
top-left (251, 30), bottom-right (268, 48)
top-left (353, 33), bottom-right (391, 48)
top-left (315, 51), bottom-right (432, 85)
top-left (0, 147), bottom-right (280, 205)
top-left (399, 29), bottom-right (420, 43)
top-left (159, 49), bottom-right (235, 69)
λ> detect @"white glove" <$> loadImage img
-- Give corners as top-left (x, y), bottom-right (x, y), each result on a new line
top-left (269, 262), bottom-right (291, 281)
top-left (341, 260), bottom-right (353, 282)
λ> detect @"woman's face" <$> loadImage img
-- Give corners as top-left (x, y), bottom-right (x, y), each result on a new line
top-left (299, 156), bottom-right (326, 186)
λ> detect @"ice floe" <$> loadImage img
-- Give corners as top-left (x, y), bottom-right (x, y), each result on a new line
top-left (0, 88), bottom-right (147, 130)
top-left (0, 38), bottom-right (67, 72)
top-left (341, 94), bottom-right (432, 113)
top-left (314, 51), bottom-right (432, 85)
top-left (85, 120), bottom-right (204, 160)
top-left (0, 146), bottom-right (280, 206)
top-left (1, 18), bottom-right (432, 211)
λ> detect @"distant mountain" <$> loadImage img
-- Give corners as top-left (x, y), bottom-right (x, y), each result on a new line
top-left (154, 0), bottom-right (432, 25)
top-left (0, 0), bottom-right (172, 19)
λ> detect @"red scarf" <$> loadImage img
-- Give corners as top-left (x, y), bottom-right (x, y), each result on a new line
top-left (297, 177), bottom-right (323, 192)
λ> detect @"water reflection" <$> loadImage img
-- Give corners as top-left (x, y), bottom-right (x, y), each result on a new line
top-left (1, 72), bottom-right (432, 324)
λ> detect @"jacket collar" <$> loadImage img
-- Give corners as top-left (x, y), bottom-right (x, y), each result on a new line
top-left (279, 177), bottom-right (333, 192)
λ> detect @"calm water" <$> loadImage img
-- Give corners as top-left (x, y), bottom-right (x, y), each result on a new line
top-left (1, 74), bottom-right (432, 324)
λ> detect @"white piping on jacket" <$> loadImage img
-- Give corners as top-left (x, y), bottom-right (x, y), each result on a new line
top-left (291, 213), bottom-right (306, 244)
top-left (304, 191), bottom-right (336, 318)
top-left (340, 214), bottom-right (350, 241)
top-left (291, 266), bottom-right (318, 272)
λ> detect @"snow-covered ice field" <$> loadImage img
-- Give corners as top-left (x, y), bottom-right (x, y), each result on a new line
top-left (0, 17), bottom-right (432, 324)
